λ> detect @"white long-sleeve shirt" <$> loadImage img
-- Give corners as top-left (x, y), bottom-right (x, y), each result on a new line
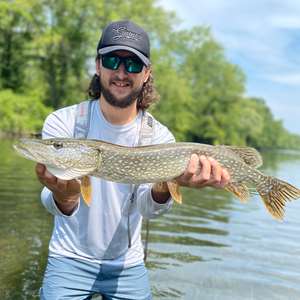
top-left (41, 100), bottom-right (175, 267)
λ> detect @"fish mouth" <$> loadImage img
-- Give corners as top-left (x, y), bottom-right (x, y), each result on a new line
top-left (13, 139), bottom-right (47, 163)
top-left (13, 141), bottom-right (34, 161)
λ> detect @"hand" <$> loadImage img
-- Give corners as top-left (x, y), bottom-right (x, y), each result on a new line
top-left (176, 154), bottom-right (230, 189)
top-left (35, 163), bottom-right (81, 214)
top-left (151, 182), bottom-right (170, 204)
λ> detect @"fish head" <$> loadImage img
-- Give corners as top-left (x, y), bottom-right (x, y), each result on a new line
top-left (14, 138), bottom-right (102, 180)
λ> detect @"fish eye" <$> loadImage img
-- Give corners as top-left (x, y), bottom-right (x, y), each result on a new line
top-left (53, 142), bottom-right (63, 149)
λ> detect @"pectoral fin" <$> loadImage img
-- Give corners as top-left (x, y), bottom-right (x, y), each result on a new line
top-left (80, 176), bottom-right (92, 206)
top-left (167, 181), bottom-right (182, 204)
top-left (225, 182), bottom-right (250, 203)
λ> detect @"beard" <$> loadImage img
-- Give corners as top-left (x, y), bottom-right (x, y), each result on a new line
top-left (100, 75), bottom-right (143, 109)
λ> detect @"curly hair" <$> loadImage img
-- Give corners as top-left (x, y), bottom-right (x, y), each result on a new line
top-left (88, 66), bottom-right (160, 110)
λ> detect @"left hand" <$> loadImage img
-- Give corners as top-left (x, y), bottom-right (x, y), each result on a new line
top-left (176, 154), bottom-right (230, 189)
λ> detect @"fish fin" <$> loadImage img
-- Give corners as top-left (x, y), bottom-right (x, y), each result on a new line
top-left (257, 176), bottom-right (300, 220)
top-left (80, 176), bottom-right (92, 206)
top-left (224, 146), bottom-right (263, 168)
top-left (225, 182), bottom-right (250, 203)
top-left (167, 181), bottom-right (182, 204)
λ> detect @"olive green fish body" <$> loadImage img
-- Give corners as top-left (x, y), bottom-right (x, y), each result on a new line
top-left (96, 142), bottom-right (260, 184)
top-left (14, 138), bottom-right (300, 220)
top-left (97, 142), bottom-right (210, 183)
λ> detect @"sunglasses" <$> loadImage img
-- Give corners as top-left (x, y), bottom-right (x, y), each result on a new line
top-left (101, 54), bottom-right (145, 73)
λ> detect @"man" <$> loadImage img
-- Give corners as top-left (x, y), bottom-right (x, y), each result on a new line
top-left (36, 20), bottom-right (230, 300)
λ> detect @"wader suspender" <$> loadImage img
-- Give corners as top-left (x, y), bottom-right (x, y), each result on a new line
top-left (73, 100), bottom-right (94, 139)
top-left (74, 100), bottom-right (153, 261)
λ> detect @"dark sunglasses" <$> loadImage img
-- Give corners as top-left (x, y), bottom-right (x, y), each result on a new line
top-left (101, 54), bottom-right (145, 73)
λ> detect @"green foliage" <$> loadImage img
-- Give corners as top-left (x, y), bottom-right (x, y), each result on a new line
top-left (0, 0), bottom-right (43, 91)
top-left (0, 0), bottom-right (298, 148)
top-left (177, 28), bottom-right (246, 145)
top-left (0, 90), bottom-right (51, 135)
top-left (151, 54), bottom-right (194, 141)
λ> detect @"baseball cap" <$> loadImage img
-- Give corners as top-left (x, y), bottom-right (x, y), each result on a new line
top-left (97, 20), bottom-right (150, 66)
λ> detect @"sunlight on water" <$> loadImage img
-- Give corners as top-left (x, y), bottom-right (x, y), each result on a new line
top-left (1, 140), bottom-right (300, 299)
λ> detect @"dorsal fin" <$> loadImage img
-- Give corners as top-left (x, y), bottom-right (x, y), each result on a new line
top-left (224, 146), bottom-right (263, 168)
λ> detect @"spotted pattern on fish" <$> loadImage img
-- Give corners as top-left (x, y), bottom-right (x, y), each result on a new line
top-left (14, 138), bottom-right (300, 220)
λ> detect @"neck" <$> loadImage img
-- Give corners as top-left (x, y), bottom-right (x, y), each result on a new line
top-left (99, 96), bottom-right (139, 125)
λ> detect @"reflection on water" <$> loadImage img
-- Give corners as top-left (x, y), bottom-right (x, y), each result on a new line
top-left (1, 140), bottom-right (300, 299)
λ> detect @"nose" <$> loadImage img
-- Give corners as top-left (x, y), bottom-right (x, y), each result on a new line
top-left (115, 62), bottom-right (128, 79)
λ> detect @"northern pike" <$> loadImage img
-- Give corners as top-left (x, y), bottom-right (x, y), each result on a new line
top-left (14, 138), bottom-right (300, 220)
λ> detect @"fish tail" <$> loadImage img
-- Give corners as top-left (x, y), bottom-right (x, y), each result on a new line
top-left (257, 176), bottom-right (300, 220)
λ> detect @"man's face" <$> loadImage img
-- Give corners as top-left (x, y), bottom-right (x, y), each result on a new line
top-left (97, 50), bottom-right (150, 108)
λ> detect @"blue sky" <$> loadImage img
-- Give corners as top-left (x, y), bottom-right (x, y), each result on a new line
top-left (159, 0), bottom-right (300, 134)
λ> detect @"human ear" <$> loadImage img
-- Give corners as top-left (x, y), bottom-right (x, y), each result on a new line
top-left (143, 66), bottom-right (151, 83)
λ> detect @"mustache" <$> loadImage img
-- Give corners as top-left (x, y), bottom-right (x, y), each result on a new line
top-left (109, 76), bottom-right (133, 86)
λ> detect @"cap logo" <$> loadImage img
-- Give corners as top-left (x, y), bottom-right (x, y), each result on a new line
top-left (112, 26), bottom-right (141, 42)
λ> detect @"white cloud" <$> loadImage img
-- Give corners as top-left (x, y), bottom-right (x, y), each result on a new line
top-left (268, 73), bottom-right (300, 86)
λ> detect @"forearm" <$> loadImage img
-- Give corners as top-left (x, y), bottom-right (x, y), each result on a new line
top-left (41, 187), bottom-right (80, 216)
top-left (52, 191), bottom-right (80, 215)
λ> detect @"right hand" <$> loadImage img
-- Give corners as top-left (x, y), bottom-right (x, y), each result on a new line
top-left (35, 163), bottom-right (81, 213)
top-left (176, 154), bottom-right (230, 189)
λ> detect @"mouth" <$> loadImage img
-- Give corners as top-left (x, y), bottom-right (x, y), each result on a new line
top-left (111, 80), bottom-right (131, 89)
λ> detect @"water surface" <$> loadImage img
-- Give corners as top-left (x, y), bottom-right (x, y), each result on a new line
top-left (1, 140), bottom-right (300, 299)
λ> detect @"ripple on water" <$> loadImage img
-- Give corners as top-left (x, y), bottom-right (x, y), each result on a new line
top-left (2, 141), bottom-right (300, 299)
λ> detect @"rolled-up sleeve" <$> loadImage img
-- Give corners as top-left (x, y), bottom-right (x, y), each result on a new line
top-left (135, 183), bottom-right (173, 219)
top-left (41, 187), bottom-right (80, 217)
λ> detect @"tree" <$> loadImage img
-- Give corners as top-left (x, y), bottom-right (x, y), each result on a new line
top-left (0, 0), bottom-right (42, 91)
top-left (176, 27), bottom-right (246, 144)
top-left (0, 89), bottom-right (50, 135)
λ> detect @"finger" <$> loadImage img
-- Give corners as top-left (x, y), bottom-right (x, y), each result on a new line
top-left (209, 157), bottom-right (222, 183)
top-left (43, 168), bottom-right (57, 185)
top-left (35, 163), bottom-right (57, 186)
top-left (67, 179), bottom-right (81, 193)
top-left (182, 154), bottom-right (199, 180)
top-left (219, 168), bottom-right (230, 187)
top-left (35, 163), bottom-right (46, 176)
top-left (56, 179), bottom-right (68, 192)
top-left (199, 155), bottom-right (211, 181)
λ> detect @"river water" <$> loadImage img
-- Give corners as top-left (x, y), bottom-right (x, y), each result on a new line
top-left (1, 140), bottom-right (300, 299)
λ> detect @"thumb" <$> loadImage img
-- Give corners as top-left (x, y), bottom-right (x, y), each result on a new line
top-left (35, 163), bottom-right (46, 176)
